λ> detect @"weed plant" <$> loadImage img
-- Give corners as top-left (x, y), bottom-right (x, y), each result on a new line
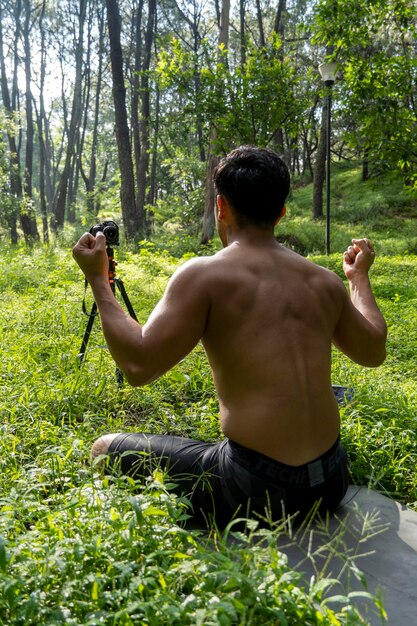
top-left (1, 174), bottom-right (416, 624)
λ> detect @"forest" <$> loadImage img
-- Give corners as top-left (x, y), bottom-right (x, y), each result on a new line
top-left (1, 0), bottom-right (416, 248)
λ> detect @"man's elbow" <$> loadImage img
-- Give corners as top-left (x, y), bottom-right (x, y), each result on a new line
top-left (123, 364), bottom-right (159, 387)
top-left (368, 347), bottom-right (386, 367)
top-left (361, 343), bottom-right (386, 367)
top-left (363, 325), bottom-right (387, 367)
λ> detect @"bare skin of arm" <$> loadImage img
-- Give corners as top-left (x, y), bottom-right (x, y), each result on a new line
top-left (72, 231), bottom-right (211, 385)
top-left (333, 238), bottom-right (387, 367)
top-left (73, 214), bottom-right (387, 466)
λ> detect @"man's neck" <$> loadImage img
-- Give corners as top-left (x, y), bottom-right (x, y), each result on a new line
top-left (226, 226), bottom-right (278, 248)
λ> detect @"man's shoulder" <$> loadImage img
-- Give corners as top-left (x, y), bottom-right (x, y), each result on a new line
top-left (282, 249), bottom-right (343, 282)
top-left (311, 262), bottom-right (346, 291)
top-left (175, 254), bottom-right (217, 274)
top-left (176, 249), bottom-right (232, 273)
top-left (168, 254), bottom-right (219, 290)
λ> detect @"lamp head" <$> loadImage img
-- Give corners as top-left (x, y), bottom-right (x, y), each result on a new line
top-left (319, 61), bottom-right (338, 86)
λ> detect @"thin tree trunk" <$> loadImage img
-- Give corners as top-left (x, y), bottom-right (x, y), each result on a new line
top-left (255, 0), bottom-right (265, 47)
top-left (106, 0), bottom-right (139, 240)
top-left (201, 153), bottom-right (220, 244)
top-left (239, 0), bottom-right (246, 68)
top-left (22, 0), bottom-right (40, 243)
top-left (148, 83), bottom-right (160, 213)
top-left (302, 128), bottom-right (314, 181)
top-left (77, 2), bottom-right (105, 219)
top-left (171, 0), bottom-right (205, 160)
top-left (131, 0), bottom-right (144, 214)
top-left (273, 0), bottom-right (286, 38)
top-left (201, 0), bottom-right (230, 244)
top-left (89, 2), bottom-right (105, 217)
top-left (301, 98), bottom-right (319, 181)
top-left (52, 0), bottom-right (87, 230)
top-left (71, 0), bottom-right (95, 223)
top-left (0, 3), bottom-right (21, 243)
top-left (272, 0), bottom-right (286, 156)
top-left (136, 0), bottom-right (156, 235)
top-left (37, 0), bottom-right (49, 242)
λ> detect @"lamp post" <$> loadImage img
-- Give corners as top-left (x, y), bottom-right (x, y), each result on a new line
top-left (319, 61), bottom-right (338, 255)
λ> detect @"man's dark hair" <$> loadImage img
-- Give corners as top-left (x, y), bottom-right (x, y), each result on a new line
top-left (213, 145), bottom-right (290, 229)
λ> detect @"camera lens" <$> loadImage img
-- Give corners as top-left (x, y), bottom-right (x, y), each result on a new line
top-left (104, 225), bottom-right (117, 242)
top-left (89, 220), bottom-right (119, 245)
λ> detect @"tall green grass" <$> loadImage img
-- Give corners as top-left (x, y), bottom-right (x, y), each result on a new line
top-left (0, 237), bottom-right (414, 624)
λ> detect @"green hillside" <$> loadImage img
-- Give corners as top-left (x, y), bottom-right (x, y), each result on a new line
top-left (281, 164), bottom-right (417, 257)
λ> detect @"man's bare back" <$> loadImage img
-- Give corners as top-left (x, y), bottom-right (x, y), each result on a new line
top-left (200, 238), bottom-right (342, 465)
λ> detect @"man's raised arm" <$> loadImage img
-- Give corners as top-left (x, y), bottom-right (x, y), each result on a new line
top-left (333, 238), bottom-right (387, 367)
top-left (72, 231), bottom-right (210, 385)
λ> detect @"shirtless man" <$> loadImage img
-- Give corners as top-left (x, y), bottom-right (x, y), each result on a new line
top-left (73, 146), bottom-right (387, 527)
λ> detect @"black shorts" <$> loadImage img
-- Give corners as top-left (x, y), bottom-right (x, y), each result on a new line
top-left (108, 433), bottom-right (349, 528)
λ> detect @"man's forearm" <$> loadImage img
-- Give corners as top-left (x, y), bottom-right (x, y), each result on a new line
top-left (349, 274), bottom-right (387, 338)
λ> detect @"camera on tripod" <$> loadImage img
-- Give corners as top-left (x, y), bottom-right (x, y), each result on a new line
top-left (79, 218), bottom-right (137, 383)
top-left (89, 220), bottom-right (119, 246)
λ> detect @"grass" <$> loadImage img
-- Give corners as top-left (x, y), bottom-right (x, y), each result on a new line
top-left (283, 162), bottom-right (417, 256)
top-left (1, 167), bottom-right (416, 623)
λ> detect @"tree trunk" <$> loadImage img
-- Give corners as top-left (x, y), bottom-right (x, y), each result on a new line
top-left (189, 3), bottom-right (205, 162)
top-left (201, 153), bottom-right (220, 244)
top-left (106, 0), bottom-right (139, 240)
top-left (255, 0), bottom-right (265, 47)
top-left (52, 0), bottom-right (87, 230)
top-left (170, 1), bottom-right (205, 161)
top-left (37, 0), bottom-right (49, 243)
top-left (239, 0), bottom-right (246, 68)
top-left (272, 0), bottom-right (286, 156)
top-left (22, 0), bottom-right (39, 243)
top-left (76, 2), bottom-right (105, 219)
top-left (148, 83), bottom-right (160, 225)
top-left (90, 3), bottom-right (105, 217)
top-left (301, 98), bottom-right (319, 182)
top-left (0, 2), bottom-right (21, 243)
top-left (131, 0), bottom-right (143, 223)
top-left (38, 36), bottom-right (54, 215)
top-left (302, 128), bottom-right (314, 181)
top-left (136, 0), bottom-right (156, 236)
top-left (200, 0), bottom-right (230, 244)
top-left (274, 0), bottom-right (286, 38)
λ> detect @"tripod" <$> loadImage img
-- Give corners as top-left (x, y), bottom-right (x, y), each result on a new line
top-left (78, 246), bottom-right (138, 384)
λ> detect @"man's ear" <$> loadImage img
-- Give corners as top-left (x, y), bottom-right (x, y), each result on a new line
top-left (275, 206), bottom-right (287, 225)
top-left (216, 194), bottom-right (228, 221)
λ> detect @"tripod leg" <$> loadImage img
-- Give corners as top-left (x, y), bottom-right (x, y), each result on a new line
top-left (113, 278), bottom-right (138, 385)
top-left (78, 293), bottom-right (123, 384)
top-left (78, 276), bottom-right (136, 382)
top-left (78, 301), bottom-right (97, 364)
top-left (115, 278), bottom-right (138, 321)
